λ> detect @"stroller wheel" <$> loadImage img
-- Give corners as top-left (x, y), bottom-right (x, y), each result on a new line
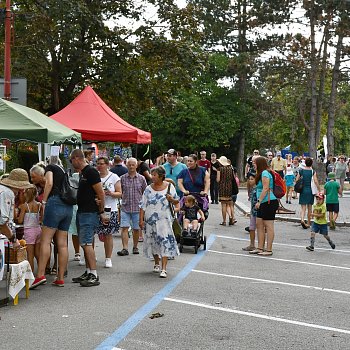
top-left (194, 243), bottom-right (198, 254)
top-left (203, 236), bottom-right (207, 251)
top-left (179, 245), bottom-right (183, 253)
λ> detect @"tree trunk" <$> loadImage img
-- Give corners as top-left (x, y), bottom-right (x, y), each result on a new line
top-left (315, 16), bottom-right (331, 149)
top-left (236, 0), bottom-right (248, 181)
top-left (237, 131), bottom-right (245, 181)
top-left (308, 0), bottom-right (318, 159)
top-left (327, 32), bottom-right (343, 156)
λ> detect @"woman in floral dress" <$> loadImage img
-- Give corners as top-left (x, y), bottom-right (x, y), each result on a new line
top-left (139, 166), bottom-right (179, 278)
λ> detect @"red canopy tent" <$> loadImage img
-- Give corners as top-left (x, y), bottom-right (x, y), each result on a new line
top-left (50, 86), bottom-right (151, 144)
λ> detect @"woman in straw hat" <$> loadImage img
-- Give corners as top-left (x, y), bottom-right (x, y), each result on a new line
top-left (217, 156), bottom-right (236, 226)
top-left (0, 168), bottom-right (35, 247)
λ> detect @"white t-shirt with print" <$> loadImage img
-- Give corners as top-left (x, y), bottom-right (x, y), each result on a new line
top-left (101, 171), bottom-right (120, 211)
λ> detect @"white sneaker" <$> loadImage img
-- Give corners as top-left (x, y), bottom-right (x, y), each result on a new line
top-left (79, 257), bottom-right (85, 266)
top-left (105, 258), bottom-right (112, 268)
top-left (159, 270), bottom-right (167, 278)
top-left (74, 253), bottom-right (80, 261)
top-left (153, 265), bottom-right (160, 273)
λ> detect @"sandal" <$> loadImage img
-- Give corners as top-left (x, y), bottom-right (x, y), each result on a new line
top-left (242, 246), bottom-right (255, 251)
top-left (258, 251), bottom-right (273, 256)
top-left (301, 221), bottom-right (308, 229)
top-left (219, 222), bottom-right (226, 226)
top-left (249, 248), bottom-right (263, 254)
top-left (50, 267), bottom-right (57, 275)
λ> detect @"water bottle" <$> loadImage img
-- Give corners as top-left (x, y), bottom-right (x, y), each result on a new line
top-left (104, 207), bottom-right (111, 224)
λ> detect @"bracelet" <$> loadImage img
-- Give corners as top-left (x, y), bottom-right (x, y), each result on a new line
top-left (42, 201), bottom-right (47, 204)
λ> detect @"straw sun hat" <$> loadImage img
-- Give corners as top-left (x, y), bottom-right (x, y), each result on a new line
top-left (218, 156), bottom-right (230, 166)
top-left (0, 168), bottom-right (35, 189)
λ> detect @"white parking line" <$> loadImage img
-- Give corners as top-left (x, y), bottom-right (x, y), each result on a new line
top-left (208, 249), bottom-right (350, 270)
top-left (164, 297), bottom-right (350, 335)
top-left (216, 235), bottom-right (350, 254)
top-left (193, 269), bottom-right (350, 295)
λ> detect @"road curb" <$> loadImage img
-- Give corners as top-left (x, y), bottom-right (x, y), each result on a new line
top-left (235, 201), bottom-right (350, 227)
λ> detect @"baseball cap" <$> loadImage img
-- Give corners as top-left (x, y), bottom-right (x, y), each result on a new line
top-left (276, 151), bottom-right (281, 156)
top-left (316, 192), bottom-right (324, 200)
top-left (328, 172), bottom-right (335, 179)
top-left (166, 149), bottom-right (176, 155)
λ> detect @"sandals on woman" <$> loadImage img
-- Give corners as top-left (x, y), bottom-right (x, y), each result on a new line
top-left (301, 221), bottom-right (309, 229)
top-left (219, 222), bottom-right (226, 226)
top-left (249, 248), bottom-right (263, 254)
top-left (258, 251), bottom-right (273, 256)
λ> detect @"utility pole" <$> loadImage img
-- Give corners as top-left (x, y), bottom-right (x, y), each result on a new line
top-left (4, 0), bottom-right (11, 101)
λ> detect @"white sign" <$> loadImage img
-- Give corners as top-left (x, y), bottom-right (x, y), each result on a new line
top-left (50, 146), bottom-right (60, 157)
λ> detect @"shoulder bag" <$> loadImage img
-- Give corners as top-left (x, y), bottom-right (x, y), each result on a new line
top-left (167, 184), bottom-right (181, 242)
top-left (294, 170), bottom-right (304, 193)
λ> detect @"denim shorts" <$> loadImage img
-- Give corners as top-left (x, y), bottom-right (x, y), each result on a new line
top-left (77, 212), bottom-right (99, 245)
top-left (312, 222), bottom-right (328, 235)
top-left (120, 210), bottom-right (140, 230)
top-left (42, 195), bottom-right (73, 231)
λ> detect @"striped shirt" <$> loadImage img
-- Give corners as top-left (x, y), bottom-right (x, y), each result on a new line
top-left (120, 172), bottom-right (147, 213)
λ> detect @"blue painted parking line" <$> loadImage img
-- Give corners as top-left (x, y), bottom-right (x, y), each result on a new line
top-left (96, 234), bottom-right (217, 350)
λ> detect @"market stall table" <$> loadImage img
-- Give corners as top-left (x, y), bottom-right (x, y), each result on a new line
top-left (8, 260), bottom-right (34, 305)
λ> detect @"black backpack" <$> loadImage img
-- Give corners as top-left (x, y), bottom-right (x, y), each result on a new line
top-left (60, 169), bottom-right (79, 205)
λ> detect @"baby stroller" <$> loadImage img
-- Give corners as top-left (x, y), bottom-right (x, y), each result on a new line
top-left (178, 193), bottom-right (209, 254)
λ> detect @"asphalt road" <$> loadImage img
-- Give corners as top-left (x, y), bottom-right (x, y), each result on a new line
top-left (1, 203), bottom-right (350, 350)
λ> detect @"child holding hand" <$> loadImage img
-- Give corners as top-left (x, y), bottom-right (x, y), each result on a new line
top-left (17, 187), bottom-right (42, 271)
top-left (306, 192), bottom-right (335, 252)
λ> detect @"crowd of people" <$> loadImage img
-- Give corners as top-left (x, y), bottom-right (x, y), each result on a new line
top-left (243, 150), bottom-right (345, 255)
top-left (0, 147), bottom-right (346, 291)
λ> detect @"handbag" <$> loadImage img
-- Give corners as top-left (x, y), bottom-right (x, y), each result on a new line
top-left (311, 170), bottom-right (318, 195)
top-left (231, 168), bottom-right (239, 195)
top-left (294, 177), bottom-right (303, 193)
top-left (167, 184), bottom-right (181, 242)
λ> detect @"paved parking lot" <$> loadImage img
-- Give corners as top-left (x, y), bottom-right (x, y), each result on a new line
top-left (1, 202), bottom-right (350, 350)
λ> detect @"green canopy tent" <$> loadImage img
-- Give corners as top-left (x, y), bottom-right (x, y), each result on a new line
top-left (0, 98), bottom-right (81, 144)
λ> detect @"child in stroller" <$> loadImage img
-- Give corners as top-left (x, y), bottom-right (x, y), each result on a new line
top-left (181, 195), bottom-right (205, 238)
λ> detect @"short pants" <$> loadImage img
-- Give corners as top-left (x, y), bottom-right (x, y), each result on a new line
top-left (120, 210), bottom-right (140, 230)
top-left (326, 203), bottom-right (339, 213)
top-left (257, 200), bottom-right (279, 220)
top-left (24, 227), bottom-right (41, 245)
top-left (312, 222), bottom-right (328, 235)
top-left (43, 195), bottom-right (73, 231)
top-left (77, 212), bottom-right (99, 245)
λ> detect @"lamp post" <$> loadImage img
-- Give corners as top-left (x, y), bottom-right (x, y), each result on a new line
top-left (4, 0), bottom-right (11, 101)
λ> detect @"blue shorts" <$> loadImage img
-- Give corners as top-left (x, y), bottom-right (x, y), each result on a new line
top-left (326, 203), bottom-right (339, 213)
top-left (312, 222), bottom-right (328, 235)
top-left (42, 195), bottom-right (73, 231)
top-left (120, 210), bottom-right (140, 230)
top-left (77, 212), bottom-right (99, 245)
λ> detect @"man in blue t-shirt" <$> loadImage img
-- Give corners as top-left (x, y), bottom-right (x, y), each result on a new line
top-left (163, 148), bottom-right (187, 197)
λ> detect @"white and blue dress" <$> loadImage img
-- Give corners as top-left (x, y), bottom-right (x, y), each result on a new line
top-left (140, 184), bottom-right (180, 258)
